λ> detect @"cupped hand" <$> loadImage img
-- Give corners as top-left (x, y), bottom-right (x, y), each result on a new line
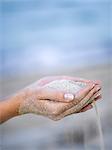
top-left (18, 76), bottom-right (101, 121)
top-left (30, 76), bottom-right (101, 112)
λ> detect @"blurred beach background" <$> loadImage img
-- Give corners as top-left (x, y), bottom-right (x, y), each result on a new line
top-left (0, 0), bottom-right (112, 150)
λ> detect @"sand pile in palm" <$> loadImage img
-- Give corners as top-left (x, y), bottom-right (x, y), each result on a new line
top-left (44, 79), bottom-right (87, 94)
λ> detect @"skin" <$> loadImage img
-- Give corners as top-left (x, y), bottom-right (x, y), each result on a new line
top-left (0, 76), bottom-right (101, 123)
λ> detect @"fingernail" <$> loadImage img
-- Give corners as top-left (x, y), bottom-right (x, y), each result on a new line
top-left (90, 104), bottom-right (93, 108)
top-left (92, 84), bottom-right (95, 87)
top-left (95, 93), bottom-right (101, 98)
top-left (64, 93), bottom-right (74, 101)
top-left (87, 105), bottom-right (93, 110)
top-left (90, 84), bottom-right (95, 88)
top-left (96, 87), bottom-right (101, 91)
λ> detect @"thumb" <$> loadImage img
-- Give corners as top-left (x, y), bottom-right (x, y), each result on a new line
top-left (37, 87), bottom-right (75, 103)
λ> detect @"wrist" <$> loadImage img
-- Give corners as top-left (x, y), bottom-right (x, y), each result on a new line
top-left (0, 91), bottom-right (26, 123)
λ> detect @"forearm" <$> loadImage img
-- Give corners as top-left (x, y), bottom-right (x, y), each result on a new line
top-left (0, 76), bottom-right (101, 123)
top-left (0, 94), bottom-right (23, 124)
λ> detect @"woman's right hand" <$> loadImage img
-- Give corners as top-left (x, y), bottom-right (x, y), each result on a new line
top-left (32, 76), bottom-right (101, 113)
top-left (18, 82), bottom-right (101, 121)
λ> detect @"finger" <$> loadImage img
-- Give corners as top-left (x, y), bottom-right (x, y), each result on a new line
top-left (57, 85), bottom-right (101, 118)
top-left (79, 94), bottom-right (102, 113)
top-left (60, 85), bottom-right (101, 116)
top-left (75, 83), bottom-right (95, 101)
top-left (57, 100), bottom-right (93, 119)
top-left (37, 77), bottom-right (55, 86)
top-left (91, 90), bottom-right (101, 100)
top-left (63, 76), bottom-right (101, 85)
top-left (78, 85), bottom-right (101, 106)
top-left (60, 76), bottom-right (93, 84)
top-left (92, 80), bottom-right (101, 85)
top-left (76, 90), bottom-right (102, 113)
top-left (80, 91), bottom-right (102, 110)
top-left (73, 78), bottom-right (101, 86)
top-left (80, 104), bottom-right (93, 112)
top-left (59, 99), bottom-right (96, 119)
top-left (87, 89), bottom-right (101, 104)
top-left (94, 95), bottom-right (102, 101)
top-left (59, 83), bottom-right (96, 109)
top-left (37, 88), bottom-right (75, 103)
top-left (63, 103), bottom-right (93, 116)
